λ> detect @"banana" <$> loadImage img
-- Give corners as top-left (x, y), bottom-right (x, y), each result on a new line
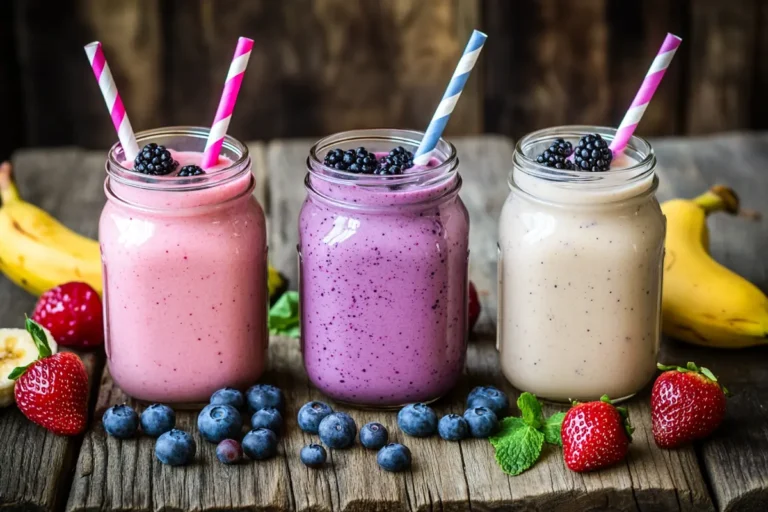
top-left (661, 185), bottom-right (768, 348)
top-left (0, 327), bottom-right (57, 407)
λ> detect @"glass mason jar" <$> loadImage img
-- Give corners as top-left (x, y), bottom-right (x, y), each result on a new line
top-left (101, 127), bottom-right (268, 404)
top-left (299, 129), bottom-right (470, 408)
top-left (497, 126), bottom-right (665, 402)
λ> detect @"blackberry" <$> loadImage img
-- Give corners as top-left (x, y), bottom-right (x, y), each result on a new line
top-left (323, 147), bottom-right (378, 174)
top-left (573, 133), bottom-right (613, 172)
top-left (178, 165), bottom-right (205, 177)
top-left (134, 143), bottom-right (178, 175)
top-left (376, 146), bottom-right (414, 175)
top-left (535, 138), bottom-right (575, 170)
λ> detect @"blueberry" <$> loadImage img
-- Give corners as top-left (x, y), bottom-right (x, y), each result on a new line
top-left (251, 407), bottom-right (283, 434)
top-left (242, 428), bottom-right (279, 460)
top-left (359, 422), bottom-right (388, 450)
top-left (463, 407), bottom-right (499, 438)
top-left (210, 387), bottom-right (245, 410)
top-left (140, 404), bottom-right (176, 437)
top-left (246, 384), bottom-right (285, 413)
top-left (103, 404), bottom-right (139, 439)
top-left (300, 444), bottom-right (327, 468)
top-left (397, 403), bottom-right (437, 437)
top-left (377, 443), bottom-right (412, 472)
top-left (216, 439), bottom-right (244, 465)
top-left (318, 412), bottom-right (357, 449)
top-left (197, 404), bottom-right (243, 443)
top-left (155, 429), bottom-right (196, 466)
top-left (438, 414), bottom-right (469, 441)
top-left (297, 401), bottom-right (333, 434)
top-left (467, 386), bottom-right (509, 417)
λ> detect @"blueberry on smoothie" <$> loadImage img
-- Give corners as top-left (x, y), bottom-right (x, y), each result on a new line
top-left (377, 443), bottom-right (412, 472)
top-left (210, 387), bottom-right (245, 410)
top-left (359, 422), bottom-right (388, 450)
top-left (246, 384), bottom-right (285, 413)
top-left (155, 429), bottom-right (196, 466)
top-left (140, 404), bottom-right (176, 437)
top-left (103, 404), bottom-right (139, 439)
top-left (242, 428), bottom-right (278, 460)
top-left (297, 401), bottom-right (333, 434)
top-left (397, 403), bottom-right (438, 437)
top-left (216, 439), bottom-right (244, 465)
top-left (318, 412), bottom-right (357, 449)
top-left (438, 414), bottom-right (469, 441)
top-left (197, 404), bottom-right (243, 443)
top-left (463, 406), bottom-right (499, 438)
top-left (466, 386), bottom-right (509, 418)
top-left (251, 407), bottom-right (283, 434)
top-left (376, 146), bottom-right (415, 175)
top-left (323, 147), bottom-right (378, 174)
top-left (300, 444), bottom-right (327, 468)
top-left (134, 143), bottom-right (178, 175)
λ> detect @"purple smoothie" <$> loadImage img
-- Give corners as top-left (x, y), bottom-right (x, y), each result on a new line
top-left (299, 131), bottom-right (469, 407)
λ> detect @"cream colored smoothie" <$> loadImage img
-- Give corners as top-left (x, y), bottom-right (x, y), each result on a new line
top-left (498, 127), bottom-right (665, 402)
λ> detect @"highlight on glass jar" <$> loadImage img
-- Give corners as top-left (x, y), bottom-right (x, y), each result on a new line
top-left (298, 129), bottom-right (470, 408)
top-left (497, 125), bottom-right (665, 403)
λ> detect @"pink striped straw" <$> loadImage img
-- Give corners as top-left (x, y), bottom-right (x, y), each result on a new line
top-left (610, 33), bottom-right (682, 156)
top-left (84, 42), bottom-right (139, 161)
top-left (201, 37), bottom-right (254, 169)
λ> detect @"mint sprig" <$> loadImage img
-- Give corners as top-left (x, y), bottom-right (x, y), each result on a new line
top-left (8, 317), bottom-right (51, 380)
top-left (268, 291), bottom-right (300, 338)
top-left (488, 392), bottom-right (566, 476)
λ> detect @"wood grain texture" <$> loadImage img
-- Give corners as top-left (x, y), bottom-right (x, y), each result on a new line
top-left (0, 149), bottom-right (105, 511)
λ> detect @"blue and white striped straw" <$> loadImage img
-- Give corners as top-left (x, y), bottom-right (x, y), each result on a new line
top-left (414, 29), bottom-right (487, 165)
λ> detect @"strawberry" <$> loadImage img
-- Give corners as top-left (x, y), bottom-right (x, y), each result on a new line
top-left (32, 282), bottom-right (104, 349)
top-left (468, 281), bottom-right (481, 332)
top-left (9, 318), bottom-right (89, 436)
top-left (651, 362), bottom-right (727, 448)
top-left (562, 395), bottom-right (633, 472)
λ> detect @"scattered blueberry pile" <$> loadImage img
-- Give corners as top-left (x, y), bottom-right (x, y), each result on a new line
top-left (102, 383), bottom-right (509, 472)
top-left (535, 133), bottom-right (613, 172)
top-left (323, 146), bottom-right (416, 175)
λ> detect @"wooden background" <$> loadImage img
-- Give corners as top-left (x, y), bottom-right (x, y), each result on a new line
top-left (1, 0), bottom-right (767, 161)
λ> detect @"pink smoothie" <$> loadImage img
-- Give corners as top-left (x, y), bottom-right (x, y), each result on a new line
top-left (101, 150), bottom-right (268, 404)
top-left (299, 152), bottom-right (469, 406)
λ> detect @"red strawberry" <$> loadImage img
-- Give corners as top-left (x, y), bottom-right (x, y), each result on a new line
top-left (651, 362), bottom-right (727, 448)
top-left (562, 395), bottom-right (633, 472)
top-left (10, 318), bottom-right (89, 436)
top-left (32, 282), bottom-right (104, 349)
top-left (468, 281), bottom-right (481, 332)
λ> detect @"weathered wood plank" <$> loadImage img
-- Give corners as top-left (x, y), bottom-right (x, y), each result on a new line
top-left (0, 149), bottom-right (105, 511)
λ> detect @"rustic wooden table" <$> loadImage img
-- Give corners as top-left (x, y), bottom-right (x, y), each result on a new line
top-left (1, 134), bottom-right (767, 512)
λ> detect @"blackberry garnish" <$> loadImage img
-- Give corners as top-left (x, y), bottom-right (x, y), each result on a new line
top-left (573, 133), bottom-right (613, 172)
top-left (178, 165), bottom-right (205, 177)
top-left (134, 143), bottom-right (178, 175)
top-left (536, 138), bottom-right (575, 170)
top-left (323, 147), bottom-right (379, 174)
top-left (376, 146), bottom-right (415, 175)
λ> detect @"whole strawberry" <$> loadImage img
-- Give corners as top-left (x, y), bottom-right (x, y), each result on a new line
top-left (562, 395), bottom-right (633, 472)
top-left (652, 362), bottom-right (727, 448)
top-left (32, 282), bottom-right (103, 349)
top-left (10, 318), bottom-right (89, 436)
top-left (468, 281), bottom-right (481, 332)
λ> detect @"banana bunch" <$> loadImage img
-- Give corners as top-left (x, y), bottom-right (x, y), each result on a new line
top-left (662, 185), bottom-right (768, 348)
top-left (0, 326), bottom-right (57, 407)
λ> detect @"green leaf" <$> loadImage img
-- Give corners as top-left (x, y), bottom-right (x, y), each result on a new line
top-left (543, 412), bottom-right (566, 446)
top-left (25, 316), bottom-right (51, 358)
top-left (700, 367), bottom-right (718, 382)
top-left (268, 291), bottom-right (300, 338)
top-left (8, 363), bottom-right (31, 381)
top-left (489, 417), bottom-right (544, 476)
top-left (517, 392), bottom-right (544, 429)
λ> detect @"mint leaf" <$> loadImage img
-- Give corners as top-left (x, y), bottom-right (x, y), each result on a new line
top-left (543, 412), bottom-right (566, 446)
top-left (268, 291), bottom-right (300, 338)
top-left (489, 417), bottom-right (544, 476)
top-left (25, 316), bottom-right (51, 358)
top-left (517, 392), bottom-right (544, 429)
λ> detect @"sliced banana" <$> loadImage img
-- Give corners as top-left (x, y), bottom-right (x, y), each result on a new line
top-left (0, 327), bottom-right (58, 407)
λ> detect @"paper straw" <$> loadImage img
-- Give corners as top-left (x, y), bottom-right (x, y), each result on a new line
top-left (414, 30), bottom-right (487, 165)
top-left (610, 33), bottom-right (682, 156)
top-left (84, 42), bottom-right (139, 161)
top-left (201, 37), bottom-right (254, 169)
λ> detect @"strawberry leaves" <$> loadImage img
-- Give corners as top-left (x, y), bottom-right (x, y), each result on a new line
top-left (658, 361), bottom-right (729, 396)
